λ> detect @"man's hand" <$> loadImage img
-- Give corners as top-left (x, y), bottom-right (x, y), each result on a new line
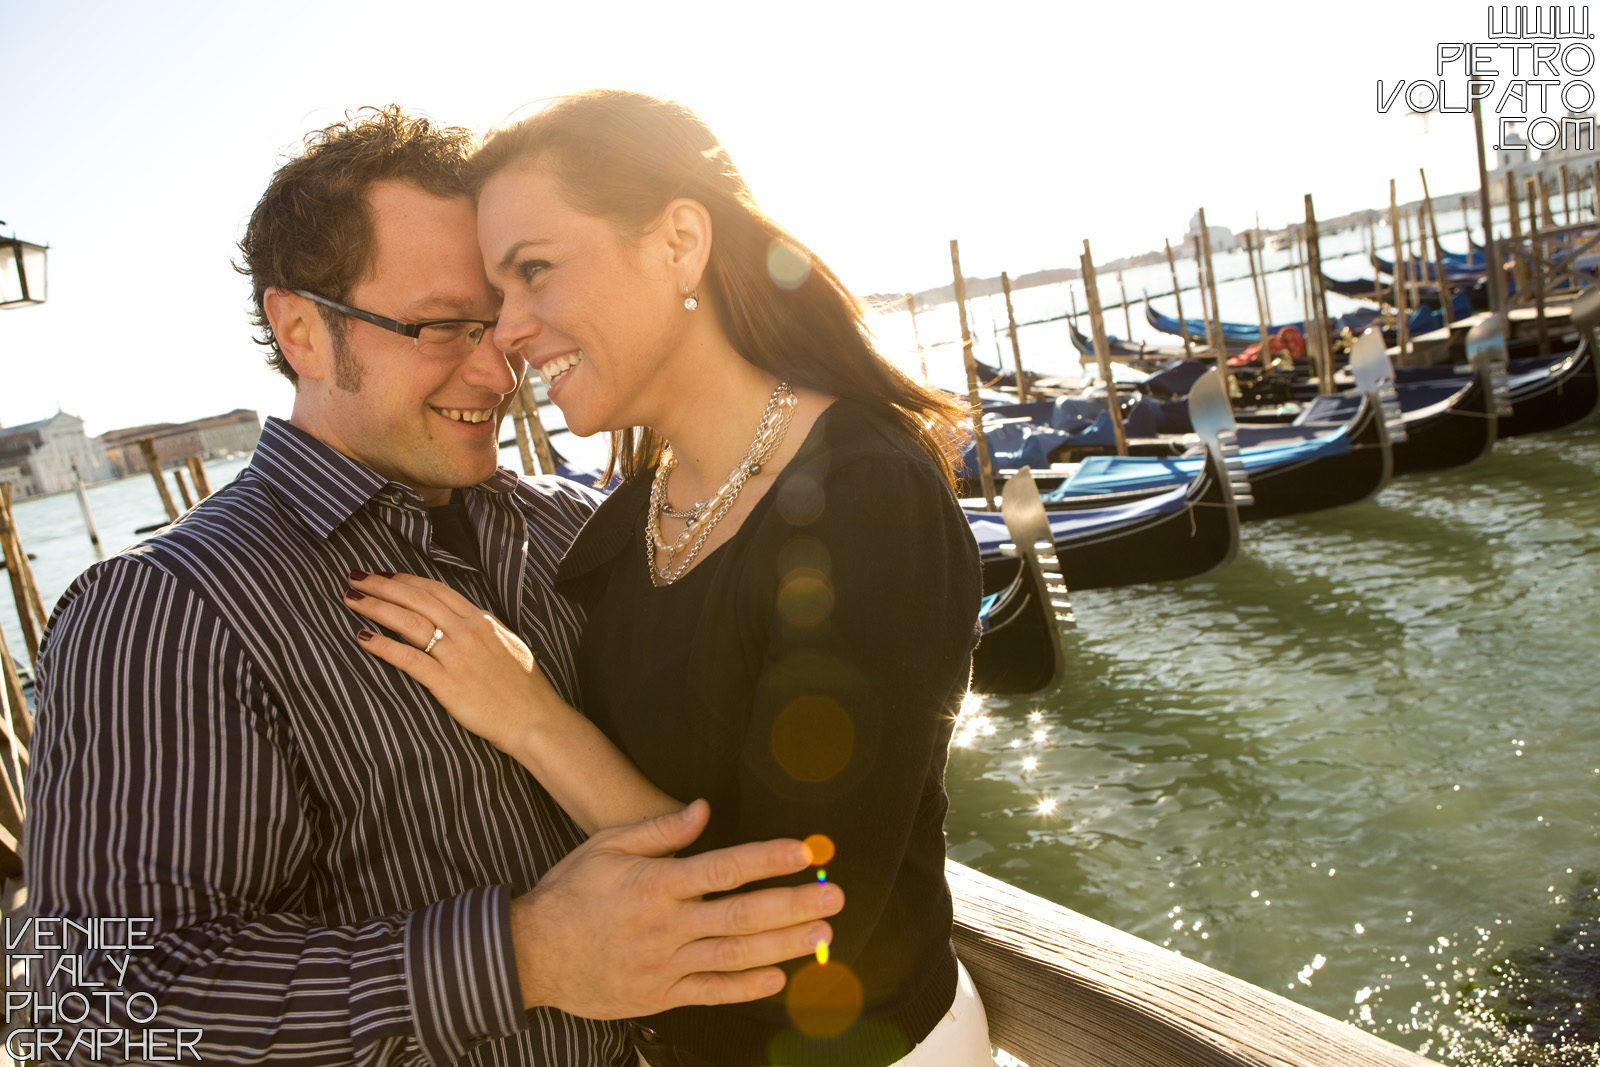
top-left (510, 799), bottom-right (842, 1019)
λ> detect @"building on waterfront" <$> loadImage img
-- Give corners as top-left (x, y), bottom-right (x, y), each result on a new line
top-left (99, 409), bottom-right (262, 477)
top-left (1489, 110), bottom-right (1600, 208)
top-left (0, 410), bottom-right (117, 499)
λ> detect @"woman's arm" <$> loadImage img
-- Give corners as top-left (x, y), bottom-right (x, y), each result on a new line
top-left (343, 572), bottom-right (682, 834)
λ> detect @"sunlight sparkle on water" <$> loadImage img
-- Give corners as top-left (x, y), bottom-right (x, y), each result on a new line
top-left (1036, 797), bottom-right (1057, 816)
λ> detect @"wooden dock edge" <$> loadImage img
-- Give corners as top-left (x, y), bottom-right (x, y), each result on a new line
top-left (948, 860), bottom-right (1437, 1066)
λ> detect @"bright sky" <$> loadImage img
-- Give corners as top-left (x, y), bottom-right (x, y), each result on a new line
top-left (3, 0), bottom-right (1594, 434)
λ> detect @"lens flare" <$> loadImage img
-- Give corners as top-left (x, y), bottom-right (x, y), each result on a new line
top-left (785, 959), bottom-right (862, 1038)
top-left (802, 833), bottom-right (836, 866)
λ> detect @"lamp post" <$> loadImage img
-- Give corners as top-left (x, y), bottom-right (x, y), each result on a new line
top-left (1, 225), bottom-right (48, 309)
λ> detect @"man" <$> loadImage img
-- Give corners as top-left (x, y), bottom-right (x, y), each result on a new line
top-left (21, 107), bottom-right (840, 1065)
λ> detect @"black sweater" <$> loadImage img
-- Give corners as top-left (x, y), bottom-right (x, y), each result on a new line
top-left (557, 400), bottom-right (982, 1066)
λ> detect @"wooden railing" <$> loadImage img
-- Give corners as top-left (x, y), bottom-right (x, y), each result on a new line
top-left (950, 861), bottom-right (1438, 1067)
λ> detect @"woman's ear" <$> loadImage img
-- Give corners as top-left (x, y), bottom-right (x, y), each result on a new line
top-left (263, 287), bottom-right (330, 383)
top-left (660, 197), bottom-right (713, 290)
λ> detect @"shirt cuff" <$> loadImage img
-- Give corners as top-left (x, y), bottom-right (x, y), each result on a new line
top-left (401, 885), bottom-right (528, 1064)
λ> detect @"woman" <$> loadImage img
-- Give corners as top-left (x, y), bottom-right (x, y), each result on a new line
top-left (345, 90), bottom-right (988, 1067)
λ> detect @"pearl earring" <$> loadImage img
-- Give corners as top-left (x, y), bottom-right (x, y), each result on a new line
top-left (683, 289), bottom-right (699, 312)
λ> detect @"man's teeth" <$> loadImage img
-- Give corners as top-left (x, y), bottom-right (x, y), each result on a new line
top-left (437, 408), bottom-right (493, 424)
top-left (539, 350), bottom-right (584, 386)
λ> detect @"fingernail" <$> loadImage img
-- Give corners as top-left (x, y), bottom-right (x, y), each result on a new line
top-left (819, 885), bottom-right (843, 909)
top-left (378, 570), bottom-right (396, 579)
top-left (343, 588), bottom-right (366, 601)
top-left (356, 629), bottom-right (375, 642)
top-left (792, 844), bottom-right (811, 867)
top-left (349, 569), bottom-right (369, 581)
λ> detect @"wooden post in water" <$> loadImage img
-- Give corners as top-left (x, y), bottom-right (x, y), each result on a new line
top-left (1560, 163), bottom-right (1573, 224)
top-left (185, 456), bottom-right (213, 500)
top-left (1420, 169), bottom-right (1455, 331)
top-left (517, 376), bottom-right (557, 476)
top-left (1080, 241), bottom-right (1130, 456)
top-left (1244, 231), bottom-right (1270, 370)
top-left (1116, 272), bottom-right (1132, 340)
top-left (1303, 194), bottom-right (1334, 392)
top-left (1400, 207), bottom-right (1419, 315)
top-left (950, 240), bottom-right (998, 509)
top-left (0, 630), bottom-right (29, 753)
top-left (1366, 216), bottom-right (1385, 309)
top-left (508, 389), bottom-right (537, 476)
top-left (0, 624), bottom-right (28, 873)
top-left (0, 484), bottom-right (48, 672)
top-left (1191, 234), bottom-right (1214, 355)
top-left (1196, 209), bottom-right (1226, 366)
top-left (1000, 273), bottom-right (1029, 404)
top-left (172, 469), bottom-right (195, 512)
top-left (905, 294), bottom-right (928, 382)
top-left (1254, 213), bottom-right (1274, 325)
top-left (1592, 161), bottom-right (1600, 218)
top-left (1460, 195), bottom-right (1473, 247)
top-left (1471, 88), bottom-right (1506, 313)
top-left (139, 438), bottom-right (179, 522)
top-left (1505, 174), bottom-right (1526, 297)
top-left (1388, 180), bottom-right (1412, 365)
top-left (72, 464), bottom-right (103, 558)
top-left (1161, 239), bottom-right (1193, 358)
top-left (1536, 171), bottom-right (1556, 227)
top-left (1526, 178), bottom-right (1550, 357)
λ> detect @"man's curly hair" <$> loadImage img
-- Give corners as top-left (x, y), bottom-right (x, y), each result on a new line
top-left (237, 106), bottom-right (474, 384)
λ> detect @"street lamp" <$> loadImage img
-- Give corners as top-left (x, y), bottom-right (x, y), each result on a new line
top-left (0, 226), bottom-right (48, 309)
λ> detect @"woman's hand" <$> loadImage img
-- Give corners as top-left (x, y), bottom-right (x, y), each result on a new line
top-left (341, 569), bottom-right (682, 834)
top-left (342, 570), bottom-right (555, 757)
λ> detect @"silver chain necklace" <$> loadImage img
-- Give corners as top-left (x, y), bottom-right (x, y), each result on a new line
top-left (646, 381), bottom-right (797, 586)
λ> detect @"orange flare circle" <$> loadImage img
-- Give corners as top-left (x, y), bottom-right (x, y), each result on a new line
top-left (802, 834), bottom-right (836, 866)
top-left (785, 959), bottom-right (863, 1038)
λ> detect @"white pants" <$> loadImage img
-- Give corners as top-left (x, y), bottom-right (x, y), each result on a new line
top-left (635, 960), bottom-right (993, 1066)
top-left (894, 960), bottom-right (994, 1066)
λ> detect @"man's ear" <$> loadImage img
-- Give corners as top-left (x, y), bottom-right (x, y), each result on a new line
top-left (263, 287), bottom-right (330, 382)
top-left (659, 198), bottom-right (713, 291)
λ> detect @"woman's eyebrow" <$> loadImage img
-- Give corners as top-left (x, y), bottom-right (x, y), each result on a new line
top-left (496, 238), bottom-right (553, 273)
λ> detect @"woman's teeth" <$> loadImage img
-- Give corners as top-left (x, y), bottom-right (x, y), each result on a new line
top-left (540, 350), bottom-right (584, 387)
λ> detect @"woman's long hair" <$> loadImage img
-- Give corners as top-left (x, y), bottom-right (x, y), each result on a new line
top-left (467, 90), bottom-right (970, 486)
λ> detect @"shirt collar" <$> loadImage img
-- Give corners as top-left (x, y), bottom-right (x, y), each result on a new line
top-left (251, 416), bottom-right (520, 543)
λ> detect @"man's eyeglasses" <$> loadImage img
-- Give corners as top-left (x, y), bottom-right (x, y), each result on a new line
top-left (293, 290), bottom-right (497, 359)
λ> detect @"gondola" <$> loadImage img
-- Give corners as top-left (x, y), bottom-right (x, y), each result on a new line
top-left (1067, 320), bottom-right (1189, 362)
top-left (1305, 321), bottom-right (1503, 474)
top-left (1038, 333), bottom-right (1396, 521)
top-left (1385, 290), bottom-right (1600, 437)
top-left (969, 470), bottom-right (1073, 696)
top-left (968, 370), bottom-right (1244, 592)
top-left (1143, 298), bottom-right (1382, 351)
top-left (1321, 272), bottom-right (1486, 315)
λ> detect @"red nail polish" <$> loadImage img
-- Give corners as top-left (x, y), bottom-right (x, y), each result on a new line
top-left (349, 569), bottom-right (369, 581)
top-left (357, 629), bottom-right (375, 642)
top-left (344, 588), bottom-right (366, 601)
top-left (378, 570), bottom-right (396, 579)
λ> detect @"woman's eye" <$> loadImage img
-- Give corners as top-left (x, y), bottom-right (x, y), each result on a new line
top-left (517, 260), bottom-right (550, 283)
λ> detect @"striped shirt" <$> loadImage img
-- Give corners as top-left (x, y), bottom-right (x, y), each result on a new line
top-left (23, 417), bottom-right (632, 1066)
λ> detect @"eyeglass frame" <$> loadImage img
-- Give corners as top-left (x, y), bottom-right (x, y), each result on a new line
top-left (291, 289), bottom-right (497, 349)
